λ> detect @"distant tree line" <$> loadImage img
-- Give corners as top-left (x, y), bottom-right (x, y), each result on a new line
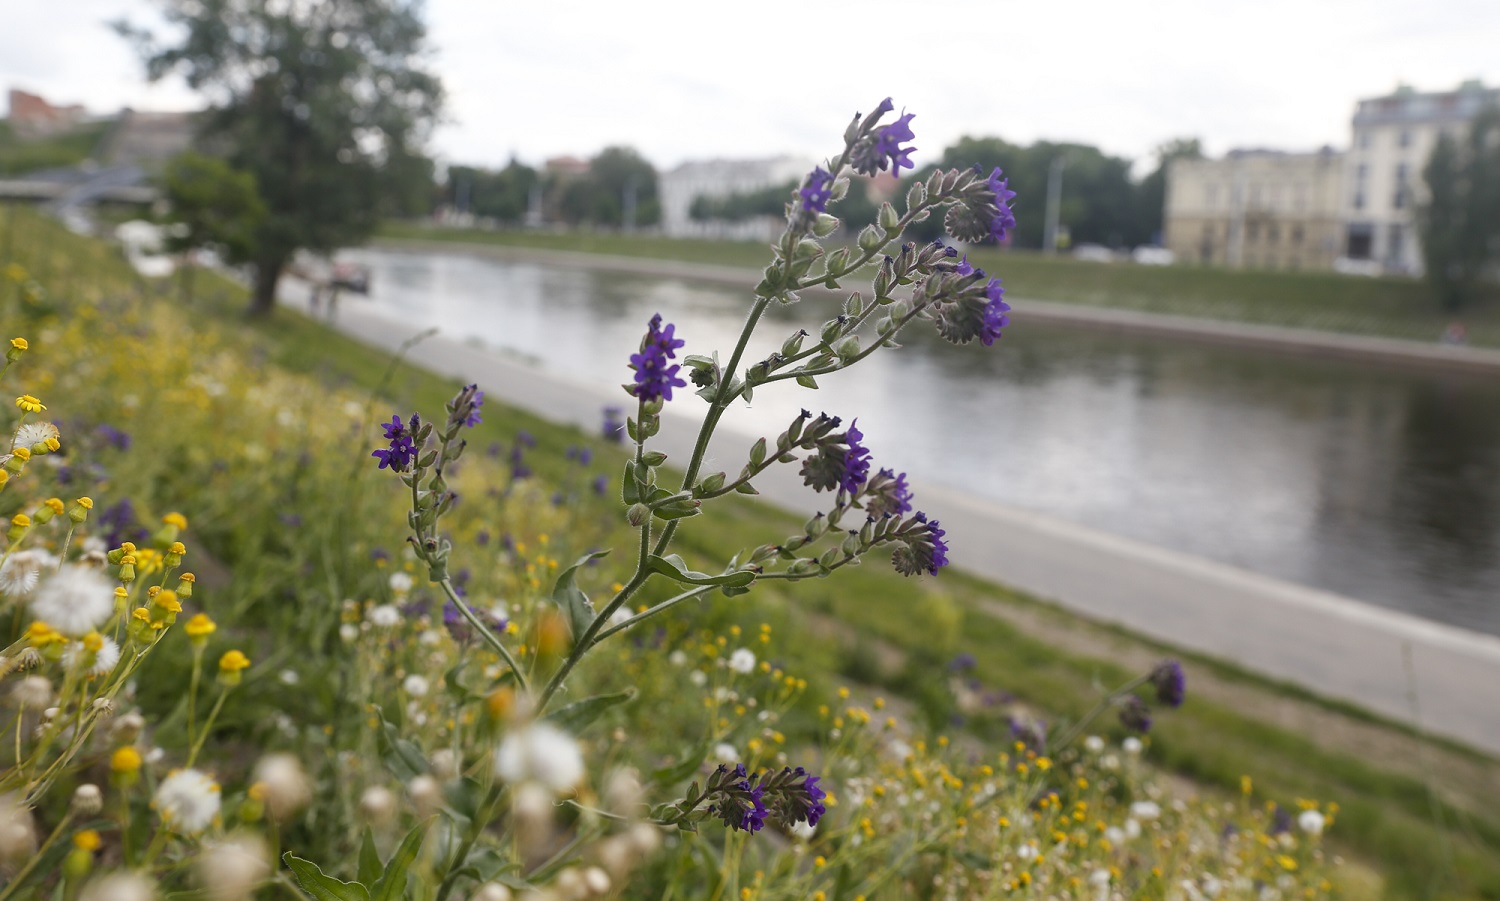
top-left (1419, 106), bottom-right (1500, 310)
top-left (442, 146), bottom-right (659, 229)
top-left (684, 136), bottom-right (1202, 250)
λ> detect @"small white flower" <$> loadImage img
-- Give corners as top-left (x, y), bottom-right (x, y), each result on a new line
top-left (30, 565), bottom-right (114, 636)
top-left (1089, 868), bottom-right (1112, 886)
top-left (339, 623), bottom-right (358, 643)
top-left (145, 747), bottom-right (166, 765)
top-left (1201, 874), bottom-right (1224, 897)
top-left (1122, 736), bottom-right (1143, 755)
top-left (408, 774), bottom-right (443, 819)
top-left (155, 768), bottom-right (222, 833)
top-left (668, 650), bottom-right (687, 666)
top-left (607, 607), bottom-right (632, 630)
top-left (369, 604), bottom-right (401, 627)
top-left (11, 676), bottom-right (51, 708)
top-left (389, 572), bottom-right (415, 595)
top-left (419, 630), bottom-right (442, 646)
top-left (1124, 818), bottom-right (1142, 839)
top-left (79, 873), bottom-right (156, 901)
top-left (1104, 826), bottom-right (1125, 844)
top-left (0, 793), bottom-right (37, 863)
top-left (469, 883), bottom-right (513, 901)
top-left (789, 819), bottom-right (816, 840)
top-left (1298, 809), bottom-right (1326, 836)
top-left (688, 670), bottom-right (707, 687)
top-left (252, 754), bottom-right (312, 822)
top-left (728, 648), bottom-right (755, 674)
top-left (494, 721), bottom-right (584, 794)
top-left (12, 421), bottom-right (59, 452)
top-left (1016, 844), bottom-right (1038, 861)
top-left (358, 786), bottom-right (398, 826)
top-left (1083, 735), bottom-right (1105, 753)
top-left (278, 669), bottom-right (300, 686)
top-left (402, 675), bottom-right (430, 697)
top-left (0, 550), bottom-right (52, 597)
top-left (1130, 800), bottom-right (1162, 820)
top-left (713, 742), bottom-right (738, 763)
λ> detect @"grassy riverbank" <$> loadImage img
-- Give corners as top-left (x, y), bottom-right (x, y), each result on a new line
top-left (379, 222), bottom-right (1500, 349)
top-left (9, 208), bottom-right (1500, 897)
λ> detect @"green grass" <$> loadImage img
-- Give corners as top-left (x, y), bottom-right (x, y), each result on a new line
top-left (13, 206), bottom-right (1500, 898)
top-left (378, 222), bottom-right (1500, 349)
top-left (0, 119), bottom-right (111, 177)
top-left (226, 254), bottom-right (1500, 899)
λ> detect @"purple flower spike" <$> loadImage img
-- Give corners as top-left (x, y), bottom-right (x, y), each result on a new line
top-left (874, 113), bottom-right (917, 175)
top-left (986, 167), bottom-right (1018, 243)
top-left (799, 167), bottom-right (834, 214)
top-left (628, 314), bottom-right (689, 403)
top-left (839, 420), bottom-right (872, 494)
top-left (373, 413), bottom-right (417, 472)
top-left (981, 279), bottom-right (1011, 346)
top-left (1151, 660), bottom-right (1186, 708)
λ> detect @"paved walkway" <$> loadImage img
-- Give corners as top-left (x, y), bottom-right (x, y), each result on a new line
top-left (291, 277), bottom-right (1500, 757)
top-left (374, 238), bottom-right (1500, 377)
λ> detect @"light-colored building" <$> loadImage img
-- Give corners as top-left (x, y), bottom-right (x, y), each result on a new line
top-left (1164, 148), bottom-right (1345, 271)
top-left (1343, 80), bottom-right (1500, 275)
top-left (658, 156), bottom-right (813, 241)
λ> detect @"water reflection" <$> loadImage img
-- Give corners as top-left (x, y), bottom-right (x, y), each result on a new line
top-left (348, 249), bottom-right (1500, 636)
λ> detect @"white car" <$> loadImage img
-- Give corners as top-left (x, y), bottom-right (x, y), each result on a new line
top-left (1072, 244), bottom-right (1115, 263)
top-left (1132, 246), bottom-right (1174, 266)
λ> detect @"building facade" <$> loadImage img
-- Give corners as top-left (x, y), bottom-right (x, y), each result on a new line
top-left (1164, 148), bottom-right (1345, 271)
top-left (1343, 80), bottom-right (1500, 275)
top-left (658, 157), bottom-right (813, 241)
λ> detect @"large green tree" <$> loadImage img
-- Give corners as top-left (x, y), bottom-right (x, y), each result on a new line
top-left (118, 0), bottom-right (443, 315)
top-left (447, 159), bottom-right (539, 224)
top-left (1419, 106), bottom-right (1500, 311)
top-left (160, 150), bottom-right (265, 302)
top-left (555, 147), bottom-right (660, 229)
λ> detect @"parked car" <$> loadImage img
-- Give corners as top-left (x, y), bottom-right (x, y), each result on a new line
top-left (1132, 246), bottom-right (1174, 266)
top-left (1072, 243), bottom-right (1115, 263)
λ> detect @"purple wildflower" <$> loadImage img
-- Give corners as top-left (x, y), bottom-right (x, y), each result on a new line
top-left (1151, 660), bottom-right (1186, 708)
top-left (955, 255), bottom-right (976, 277)
top-left (986, 167), bottom-right (1018, 242)
top-left (793, 772), bottom-right (827, 827)
top-left (96, 424), bottom-right (131, 451)
top-left (592, 474), bottom-right (609, 496)
top-left (1119, 694), bottom-right (1153, 733)
top-left (873, 112), bottom-right (917, 175)
top-left (381, 415), bottom-right (405, 440)
top-left (463, 387), bottom-right (484, 427)
top-left (865, 468), bottom-right (914, 518)
top-left (839, 420), bottom-right (872, 494)
top-left (981, 278), bottom-right (1010, 346)
top-left (628, 314), bottom-right (688, 403)
top-left (602, 406), bottom-right (625, 444)
top-left (373, 413), bottom-right (418, 472)
top-left (799, 167), bottom-right (834, 214)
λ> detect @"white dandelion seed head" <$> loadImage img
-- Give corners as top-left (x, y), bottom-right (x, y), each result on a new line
top-left (339, 623), bottom-right (358, 643)
top-left (1298, 809), bottom-right (1326, 836)
top-left (728, 648), bottom-right (755, 674)
top-left (494, 721), bottom-right (585, 794)
top-left (358, 786), bottom-right (398, 827)
top-left (688, 670), bottom-right (707, 687)
top-left (667, 649), bottom-right (687, 666)
top-left (468, 884), bottom-right (512, 901)
top-left (1083, 735), bottom-right (1105, 753)
top-left (713, 742), bottom-right (738, 764)
top-left (64, 636), bottom-right (121, 678)
top-left (1124, 818), bottom-right (1143, 840)
top-left (252, 754), bottom-right (312, 822)
top-left (1130, 800), bottom-right (1162, 821)
top-left (13, 421), bottom-right (59, 452)
top-left (155, 768), bottom-right (222, 834)
top-left (79, 873), bottom-right (157, 901)
top-left (388, 572), bottom-right (415, 595)
top-left (0, 549), bottom-right (53, 597)
top-left (407, 774), bottom-right (443, 819)
top-left (1016, 843), bottom-right (1038, 861)
top-left (402, 675), bottom-right (430, 697)
top-left (1122, 736), bottom-right (1143, 755)
top-left (30, 565), bottom-right (114, 637)
top-left (369, 604), bottom-right (401, 628)
top-left (197, 832), bottom-right (270, 901)
top-left (0, 793), bottom-right (36, 863)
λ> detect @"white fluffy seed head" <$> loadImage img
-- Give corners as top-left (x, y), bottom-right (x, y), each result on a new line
top-left (494, 722), bottom-right (584, 794)
top-left (252, 754), bottom-right (312, 822)
top-left (30, 565), bottom-right (115, 637)
top-left (79, 873), bottom-right (157, 901)
top-left (408, 775), bottom-right (442, 820)
top-left (72, 784), bottom-right (103, 815)
top-left (0, 793), bottom-right (36, 863)
top-left (155, 769), bottom-right (222, 834)
top-left (468, 885), bottom-right (512, 901)
top-left (358, 786), bottom-right (397, 827)
top-left (1299, 809), bottom-right (1326, 836)
top-left (198, 833), bottom-right (270, 901)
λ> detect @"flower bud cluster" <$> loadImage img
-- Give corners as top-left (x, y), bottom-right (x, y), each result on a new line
top-left (660, 763), bottom-right (826, 836)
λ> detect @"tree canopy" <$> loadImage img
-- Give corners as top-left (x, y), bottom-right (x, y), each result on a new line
top-left (118, 0), bottom-right (443, 314)
top-left (1419, 106), bottom-right (1500, 310)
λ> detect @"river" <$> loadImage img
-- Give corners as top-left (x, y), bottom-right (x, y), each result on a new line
top-left (340, 247), bottom-right (1500, 638)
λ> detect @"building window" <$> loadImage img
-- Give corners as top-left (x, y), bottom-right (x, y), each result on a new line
top-left (1354, 192), bottom-right (1365, 211)
top-left (1205, 185), bottom-right (1218, 210)
top-left (1247, 221), bottom-right (1260, 242)
top-left (1346, 223), bottom-right (1374, 260)
top-left (1249, 184), bottom-right (1262, 207)
top-left (1358, 132), bottom-right (1370, 150)
top-left (1387, 224), bottom-right (1405, 264)
top-left (1293, 183), bottom-right (1308, 212)
top-left (1291, 225), bottom-right (1305, 244)
top-left (1399, 130), bottom-right (1411, 148)
top-left (1393, 163), bottom-right (1409, 209)
top-left (1268, 223), bottom-right (1280, 244)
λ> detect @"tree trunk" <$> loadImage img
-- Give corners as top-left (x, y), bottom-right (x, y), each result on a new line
top-left (250, 255), bottom-right (285, 316)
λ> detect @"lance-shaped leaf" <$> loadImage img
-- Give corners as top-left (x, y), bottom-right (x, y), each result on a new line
top-left (552, 550), bottom-right (611, 640)
top-left (284, 855), bottom-right (370, 901)
top-left (371, 822), bottom-right (429, 901)
top-left (646, 554), bottom-right (756, 588)
top-left (547, 688), bottom-right (638, 733)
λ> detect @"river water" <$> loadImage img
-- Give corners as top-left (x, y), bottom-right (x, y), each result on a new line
top-left (342, 247), bottom-right (1500, 637)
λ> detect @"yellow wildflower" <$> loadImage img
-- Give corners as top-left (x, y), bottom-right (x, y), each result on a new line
top-left (162, 512), bottom-right (188, 530)
top-left (219, 650), bottom-right (251, 673)
top-left (14, 395), bottom-right (44, 413)
top-left (73, 829), bottom-right (101, 852)
top-left (111, 746), bottom-right (143, 774)
top-left (185, 613), bottom-right (217, 638)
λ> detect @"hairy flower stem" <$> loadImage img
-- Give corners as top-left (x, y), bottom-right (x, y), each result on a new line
top-left (434, 783), bottom-right (505, 901)
top-left (593, 584), bottom-right (716, 642)
top-left (440, 578), bottom-right (528, 693)
top-left (653, 296), bottom-right (772, 558)
top-left (185, 688), bottom-right (228, 769)
top-left (1049, 673), bottom-right (1151, 752)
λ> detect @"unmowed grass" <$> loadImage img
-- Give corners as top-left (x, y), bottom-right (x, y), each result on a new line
top-left (379, 222), bottom-right (1500, 349)
top-left (8, 205), bottom-right (1500, 897)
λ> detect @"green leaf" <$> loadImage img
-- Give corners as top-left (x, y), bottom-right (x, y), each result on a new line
top-left (371, 822), bottom-right (428, 901)
top-left (375, 708), bottom-right (427, 782)
top-left (651, 742), bottom-right (710, 787)
top-left (357, 829), bottom-right (382, 887)
top-left (621, 462), bottom-right (639, 504)
top-left (443, 660), bottom-right (479, 703)
top-left (546, 688), bottom-right (637, 734)
top-left (551, 550), bottom-right (611, 640)
top-left (284, 854), bottom-right (371, 901)
top-left (646, 555), bottom-right (756, 588)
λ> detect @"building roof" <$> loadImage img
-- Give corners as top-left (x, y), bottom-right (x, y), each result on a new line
top-left (1353, 80), bottom-right (1500, 128)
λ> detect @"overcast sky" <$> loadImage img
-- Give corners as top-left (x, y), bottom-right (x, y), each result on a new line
top-left (5, 0), bottom-right (1499, 174)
